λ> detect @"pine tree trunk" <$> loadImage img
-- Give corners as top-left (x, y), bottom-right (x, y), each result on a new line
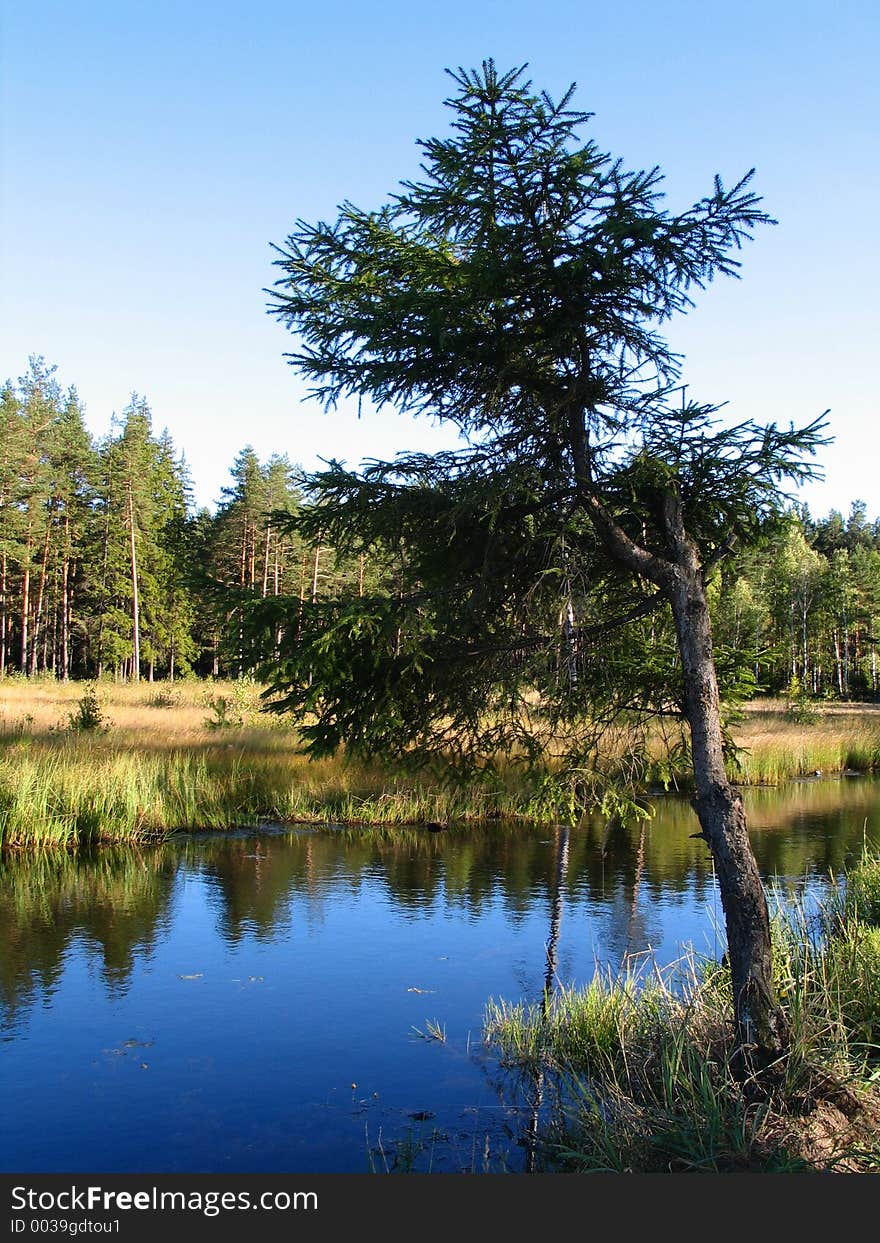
top-left (310, 542), bottom-right (321, 603)
top-left (126, 481), bottom-right (140, 682)
top-left (20, 563), bottom-right (30, 674)
top-left (96, 492), bottom-right (113, 680)
top-left (29, 517), bottom-right (52, 675)
top-left (49, 571), bottom-right (58, 675)
top-left (60, 545), bottom-right (70, 682)
top-left (843, 604), bottom-right (850, 698)
top-left (0, 549), bottom-right (7, 677)
top-left (262, 523), bottom-right (271, 598)
top-left (297, 551), bottom-right (307, 639)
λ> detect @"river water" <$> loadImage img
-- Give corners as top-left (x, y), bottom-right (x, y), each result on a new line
top-left (2, 777), bottom-right (878, 1173)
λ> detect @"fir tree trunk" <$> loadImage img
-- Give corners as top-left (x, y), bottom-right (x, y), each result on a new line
top-left (668, 556), bottom-right (786, 1061)
top-left (584, 483), bottom-right (787, 1061)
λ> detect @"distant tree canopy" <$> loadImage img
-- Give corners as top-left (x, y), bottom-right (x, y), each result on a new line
top-left (0, 356), bottom-right (385, 681)
top-left (0, 359), bottom-right (875, 696)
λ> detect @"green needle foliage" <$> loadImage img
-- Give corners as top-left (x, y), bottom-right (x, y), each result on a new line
top-left (264, 60), bottom-right (832, 1056)
top-left (260, 60), bottom-right (826, 796)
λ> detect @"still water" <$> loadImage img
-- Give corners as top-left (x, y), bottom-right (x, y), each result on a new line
top-left (2, 778), bottom-right (878, 1173)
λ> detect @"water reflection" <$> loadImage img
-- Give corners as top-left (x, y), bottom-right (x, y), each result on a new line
top-left (543, 825), bottom-right (570, 1006)
top-left (2, 779), bottom-right (877, 1029)
top-left (1, 779), bottom-right (878, 1172)
top-left (0, 847), bottom-right (178, 1027)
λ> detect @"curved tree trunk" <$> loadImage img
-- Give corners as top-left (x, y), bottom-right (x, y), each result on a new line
top-left (668, 553), bottom-right (787, 1062)
top-left (582, 479), bottom-right (787, 1062)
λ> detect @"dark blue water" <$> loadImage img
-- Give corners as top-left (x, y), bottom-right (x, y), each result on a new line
top-left (2, 777), bottom-right (878, 1173)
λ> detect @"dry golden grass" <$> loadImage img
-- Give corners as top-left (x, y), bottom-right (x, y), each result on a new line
top-left (730, 700), bottom-right (880, 784)
top-left (0, 677), bottom-right (535, 847)
top-left (1, 679), bottom-right (879, 848)
top-left (3, 681), bottom-right (877, 767)
top-left (0, 676), bottom-right (236, 747)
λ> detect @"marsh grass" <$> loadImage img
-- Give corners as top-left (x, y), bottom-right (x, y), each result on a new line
top-left (2, 681), bottom-right (880, 848)
top-left (0, 680), bottom-right (536, 847)
top-left (841, 849), bottom-right (880, 925)
top-left (411, 1018), bottom-right (447, 1043)
top-left (730, 701), bottom-right (880, 786)
top-left (483, 856), bottom-right (880, 1172)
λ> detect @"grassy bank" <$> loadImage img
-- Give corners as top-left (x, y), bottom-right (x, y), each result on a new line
top-left (1, 678), bottom-right (880, 848)
top-left (483, 852), bottom-right (880, 1172)
top-left (0, 678), bottom-right (531, 848)
top-left (725, 700), bottom-right (880, 786)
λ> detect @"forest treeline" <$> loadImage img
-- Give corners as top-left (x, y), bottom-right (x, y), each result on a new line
top-left (1, 356), bottom-right (878, 697)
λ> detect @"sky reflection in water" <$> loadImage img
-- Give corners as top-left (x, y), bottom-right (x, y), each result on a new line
top-left (2, 777), bottom-right (878, 1173)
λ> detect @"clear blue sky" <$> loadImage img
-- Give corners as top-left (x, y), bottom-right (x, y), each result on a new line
top-left (2, 0), bottom-right (877, 515)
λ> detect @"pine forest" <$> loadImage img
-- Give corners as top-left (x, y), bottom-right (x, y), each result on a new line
top-left (2, 355), bottom-right (878, 702)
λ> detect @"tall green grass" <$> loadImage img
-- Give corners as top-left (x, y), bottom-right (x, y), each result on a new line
top-left (2, 682), bottom-right (880, 848)
top-left (0, 735), bottom-right (537, 849)
top-left (483, 854), bottom-right (880, 1172)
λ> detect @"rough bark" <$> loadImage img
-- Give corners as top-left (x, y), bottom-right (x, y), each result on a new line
top-left (581, 476), bottom-right (786, 1060)
top-left (60, 518), bottom-right (70, 682)
top-left (126, 480), bottom-right (140, 682)
top-left (20, 562), bottom-right (30, 674)
top-left (0, 549), bottom-right (6, 677)
top-left (666, 542), bottom-right (787, 1062)
top-left (29, 516), bottom-right (52, 675)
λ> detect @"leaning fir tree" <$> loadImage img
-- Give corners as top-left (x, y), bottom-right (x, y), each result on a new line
top-left (264, 62), bottom-right (827, 1061)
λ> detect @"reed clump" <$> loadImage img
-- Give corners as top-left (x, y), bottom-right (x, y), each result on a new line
top-left (484, 853), bottom-right (880, 1172)
top-left (0, 679), bottom-right (534, 847)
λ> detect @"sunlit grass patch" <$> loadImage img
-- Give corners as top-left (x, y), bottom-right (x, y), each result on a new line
top-left (2, 681), bottom-right (880, 848)
top-left (483, 859), bottom-right (880, 1172)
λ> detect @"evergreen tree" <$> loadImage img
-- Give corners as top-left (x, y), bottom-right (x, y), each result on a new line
top-left (0, 380), bottom-right (26, 675)
top-left (264, 61), bottom-right (830, 1058)
top-left (93, 396), bottom-right (188, 681)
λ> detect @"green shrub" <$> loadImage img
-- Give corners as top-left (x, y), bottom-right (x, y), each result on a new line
top-left (66, 685), bottom-right (108, 734)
